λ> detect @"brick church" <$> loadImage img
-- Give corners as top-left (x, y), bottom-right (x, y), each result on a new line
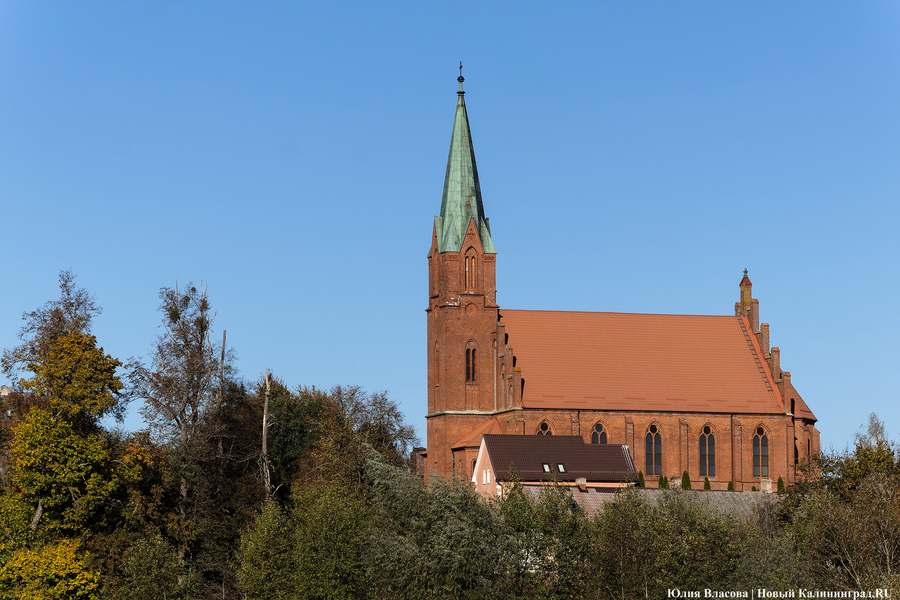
top-left (423, 73), bottom-right (820, 491)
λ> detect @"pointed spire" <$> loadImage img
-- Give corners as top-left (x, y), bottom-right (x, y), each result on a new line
top-left (434, 67), bottom-right (496, 254)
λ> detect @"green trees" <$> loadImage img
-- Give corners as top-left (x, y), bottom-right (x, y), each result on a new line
top-left (305, 385), bottom-right (417, 486)
top-left (681, 470), bottom-right (691, 489)
top-left (802, 475), bottom-right (900, 590)
top-left (590, 489), bottom-right (656, 598)
top-left (499, 481), bottom-right (594, 598)
top-left (365, 459), bottom-right (506, 600)
top-left (237, 486), bottom-right (368, 600)
top-left (589, 489), bottom-right (740, 598)
top-left (782, 414), bottom-right (900, 591)
top-left (116, 535), bottom-right (198, 600)
top-left (10, 409), bottom-right (116, 533)
top-left (236, 500), bottom-right (296, 599)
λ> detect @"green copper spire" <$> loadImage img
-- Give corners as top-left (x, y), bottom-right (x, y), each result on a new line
top-left (433, 66), bottom-right (496, 254)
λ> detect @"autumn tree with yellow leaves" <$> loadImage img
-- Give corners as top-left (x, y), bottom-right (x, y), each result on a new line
top-left (0, 272), bottom-right (129, 599)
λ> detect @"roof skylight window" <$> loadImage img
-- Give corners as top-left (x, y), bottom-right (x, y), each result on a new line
top-left (557, 464), bottom-right (566, 473)
top-left (542, 463), bottom-right (551, 473)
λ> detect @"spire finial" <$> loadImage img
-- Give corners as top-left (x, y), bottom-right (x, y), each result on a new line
top-left (743, 268), bottom-right (748, 278)
top-left (458, 61), bottom-right (465, 95)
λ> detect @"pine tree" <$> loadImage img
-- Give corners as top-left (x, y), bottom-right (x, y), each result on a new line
top-left (776, 476), bottom-right (785, 492)
top-left (681, 471), bottom-right (691, 489)
top-left (637, 471), bottom-right (645, 488)
top-left (727, 481), bottom-right (734, 491)
top-left (703, 477), bottom-right (711, 490)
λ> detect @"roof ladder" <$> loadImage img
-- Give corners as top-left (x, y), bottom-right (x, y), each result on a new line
top-left (737, 316), bottom-right (773, 392)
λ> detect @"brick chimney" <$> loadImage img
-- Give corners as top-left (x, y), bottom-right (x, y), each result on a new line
top-left (758, 323), bottom-right (770, 356)
top-left (770, 347), bottom-right (781, 383)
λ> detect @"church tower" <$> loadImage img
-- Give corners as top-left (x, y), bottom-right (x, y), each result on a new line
top-left (426, 69), bottom-right (500, 478)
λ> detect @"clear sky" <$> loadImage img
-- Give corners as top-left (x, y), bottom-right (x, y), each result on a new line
top-left (1, 2), bottom-right (898, 451)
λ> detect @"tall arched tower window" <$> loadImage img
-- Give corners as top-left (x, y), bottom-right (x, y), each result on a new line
top-left (465, 249), bottom-right (477, 290)
top-left (465, 343), bottom-right (477, 383)
top-left (753, 426), bottom-right (769, 478)
top-left (699, 425), bottom-right (715, 477)
top-left (646, 424), bottom-right (662, 476)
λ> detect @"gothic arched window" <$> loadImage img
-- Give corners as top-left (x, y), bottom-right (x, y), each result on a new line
top-left (465, 344), bottom-right (477, 383)
top-left (753, 426), bottom-right (769, 478)
top-left (699, 425), bottom-right (715, 478)
top-left (465, 249), bottom-right (477, 290)
top-left (646, 424), bottom-right (662, 476)
top-left (537, 422), bottom-right (552, 436)
top-left (591, 422), bottom-right (607, 444)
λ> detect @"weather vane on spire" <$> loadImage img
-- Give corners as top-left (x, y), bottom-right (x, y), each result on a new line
top-left (458, 61), bottom-right (465, 94)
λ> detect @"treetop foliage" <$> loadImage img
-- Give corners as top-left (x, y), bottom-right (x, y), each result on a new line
top-left (20, 332), bottom-right (125, 425)
top-left (2, 270), bottom-right (101, 380)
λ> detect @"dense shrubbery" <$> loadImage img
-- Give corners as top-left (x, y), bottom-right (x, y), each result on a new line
top-left (1, 273), bottom-right (898, 598)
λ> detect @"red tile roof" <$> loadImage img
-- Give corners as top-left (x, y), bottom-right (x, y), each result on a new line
top-left (483, 434), bottom-right (637, 483)
top-left (451, 417), bottom-right (503, 449)
top-left (788, 382), bottom-right (816, 421)
top-left (501, 309), bottom-right (798, 416)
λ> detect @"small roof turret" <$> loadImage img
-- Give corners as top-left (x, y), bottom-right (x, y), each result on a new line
top-left (433, 65), bottom-right (496, 255)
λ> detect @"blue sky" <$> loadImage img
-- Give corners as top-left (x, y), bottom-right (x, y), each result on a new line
top-left (1, 2), bottom-right (898, 451)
